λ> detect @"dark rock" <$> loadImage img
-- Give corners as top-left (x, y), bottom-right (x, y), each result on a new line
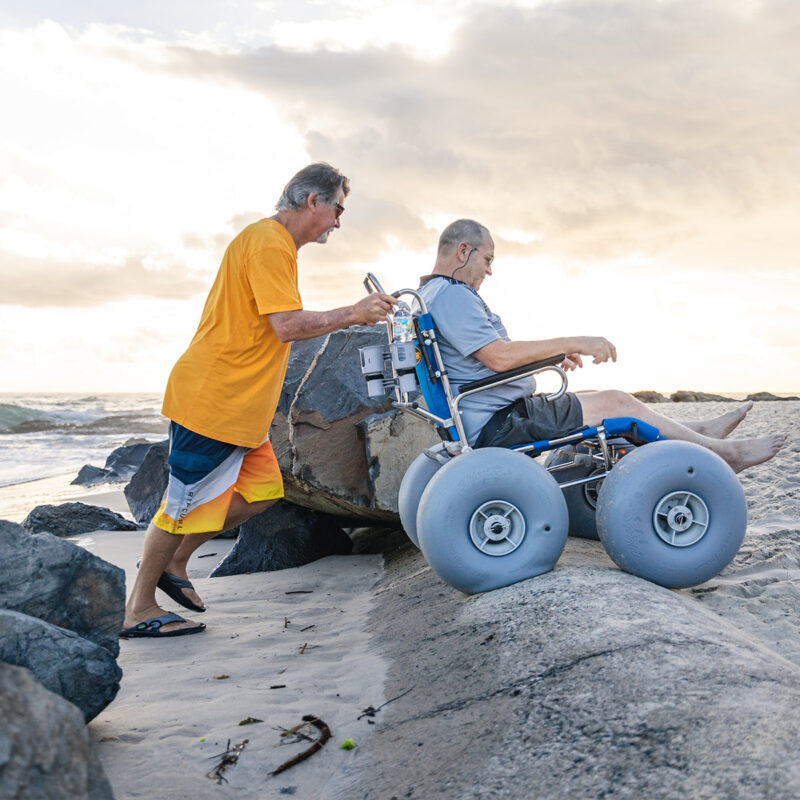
top-left (210, 500), bottom-right (353, 577)
top-left (271, 326), bottom-right (438, 522)
top-left (0, 663), bottom-right (116, 800)
top-left (22, 502), bottom-right (139, 536)
top-left (632, 390), bottom-right (669, 403)
top-left (746, 391), bottom-right (800, 401)
top-left (124, 441), bottom-right (169, 524)
top-left (0, 519), bottom-right (125, 656)
top-left (670, 390), bottom-right (737, 402)
top-left (72, 439), bottom-right (168, 486)
top-left (72, 464), bottom-right (115, 486)
top-left (0, 610), bottom-right (121, 722)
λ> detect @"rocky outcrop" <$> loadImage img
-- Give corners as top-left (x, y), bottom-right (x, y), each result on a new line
top-left (746, 391), bottom-right (800, 401)
top-left (0, 519), bottom-right (125, 656)
top-left (22, 502), bottom-right (139, 536)
top-left (72, 439), bottom-right (167, 486)
top-left (210, 500), bottom-right (353, 577)
top-left (270, 326), bottom-right (438, 522)
top-left (333, 541), bottom-right (800, 800)
top-left (632, 390), bottom-right (669, 403)
top-left (0, 610), bottom-right (122, 722)
top-left (123, 440), bottom-right (169, 524)
top-left (0, 663), bottom-right (115, 799)
top-left (670, 390), bottom-right (737, 402)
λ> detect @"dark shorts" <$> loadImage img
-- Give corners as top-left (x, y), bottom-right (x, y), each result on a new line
top-left (475, 392), bottom-right (584, 448)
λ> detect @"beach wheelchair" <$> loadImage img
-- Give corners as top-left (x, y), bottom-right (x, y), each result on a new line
top-left (358, 274), bottom-right (747, 595)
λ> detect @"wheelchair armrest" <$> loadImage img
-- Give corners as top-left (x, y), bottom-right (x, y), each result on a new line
top-left (459, 354), bottom-right (566, 393)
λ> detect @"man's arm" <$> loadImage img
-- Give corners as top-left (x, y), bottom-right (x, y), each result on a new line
top-left (473, 336), bottom-right (617, 373)
top-left (268, 292), bottom-right (396, 343)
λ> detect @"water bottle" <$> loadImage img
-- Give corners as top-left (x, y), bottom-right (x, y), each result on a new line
top-left (392, 302), bottom-right (414, 343)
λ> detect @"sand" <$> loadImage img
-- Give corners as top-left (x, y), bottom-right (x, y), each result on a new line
top-left (86, 521), bottom-right (387, 799)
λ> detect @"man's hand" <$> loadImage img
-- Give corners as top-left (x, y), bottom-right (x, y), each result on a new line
top-left (561, 354), bottom-right (583, 371)
top-left (352, 292), bottom-right (396, 326)
top-left (579, 337), bottom-right (617, 364)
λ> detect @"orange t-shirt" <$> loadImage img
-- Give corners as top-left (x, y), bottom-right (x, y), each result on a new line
top-left (162, 218), bottom-right (302, 448)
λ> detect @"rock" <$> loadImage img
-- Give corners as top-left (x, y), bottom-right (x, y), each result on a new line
top-left (335, 544), bottom-right (800, 800)
top-left (124, 440), bottom-right (169, 524)
top-left (72, 464), bottom-right (115, 486)
top-left (0, 663), bottom-right (115, 800)
top-left (210, 500), bottom-right (352, 577)
top-left (72, 439), bottom-right (168, 486)
top-left (670, 390), bottom-right (737, 402)
top-left (270, 326), bottom-right (438, 522)
top-left (746, 391), bottom-right (800, 401)
top-left (21, 502), bottom-right (139, 536)
top-left (0, 519), bottom-right (125, 656)
top-left (0, 609), bottom-right (121, 722)
top-left (632, 390), bottom-right (669, 403)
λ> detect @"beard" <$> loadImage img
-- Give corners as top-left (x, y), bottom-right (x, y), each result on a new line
top-left (316, 229), bottom-right (332, 244)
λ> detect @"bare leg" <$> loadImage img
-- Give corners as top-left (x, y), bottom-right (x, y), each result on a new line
top-left (578, 391), bottom-right (784, 473)
top-left (679, 401), bottom-right (753, 439)
top-left (123, 494), bottom-right (278, 633)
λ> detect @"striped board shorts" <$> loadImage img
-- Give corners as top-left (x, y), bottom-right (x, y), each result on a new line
top-left (152, 422), bottom-right (284, 535)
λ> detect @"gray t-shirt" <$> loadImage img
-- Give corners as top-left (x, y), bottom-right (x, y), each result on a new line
top-left (417, 276), bottom-right (535, 444)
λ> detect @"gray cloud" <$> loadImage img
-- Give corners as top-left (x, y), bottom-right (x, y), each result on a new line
top-left (0, 250), bottom-right (207, 307)
top-left (160, 0), bottom-right (800, 270)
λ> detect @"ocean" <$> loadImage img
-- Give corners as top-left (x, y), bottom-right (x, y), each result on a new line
top-left (0, 393), bottom-right (169, 522)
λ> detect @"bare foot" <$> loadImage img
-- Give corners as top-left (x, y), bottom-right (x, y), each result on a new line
top-left (687, 401), bottom-right (753, 439)
top-left (719, 433), bottom-right (786, 473)
top-left (165, 562), bottom-right (205, 610)
top-left (122, 603), bottom-right (204, 634)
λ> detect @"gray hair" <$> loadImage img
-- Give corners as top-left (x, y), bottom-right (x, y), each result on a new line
top-left (437, 219), bottom-right (490, 254)
top-left (275, 162), bottom-right (350, 211)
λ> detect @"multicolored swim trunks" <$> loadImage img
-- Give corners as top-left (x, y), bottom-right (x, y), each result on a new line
top-left (152, 422), bottom-right (284, 535)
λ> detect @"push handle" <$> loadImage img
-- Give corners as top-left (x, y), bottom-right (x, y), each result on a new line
top-left (363, 272), bottom-right (387, 295)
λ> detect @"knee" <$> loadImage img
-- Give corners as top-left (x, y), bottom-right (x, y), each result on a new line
top-left (600, 389), bottom-right (636, 414)
top-left (225, 497), bottom-right (278, 528)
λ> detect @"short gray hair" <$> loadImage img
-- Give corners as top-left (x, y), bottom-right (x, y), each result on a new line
top-left (437, 219), bottom-right (490, 254)
top-left (275, 162), bottom-right (350, 211)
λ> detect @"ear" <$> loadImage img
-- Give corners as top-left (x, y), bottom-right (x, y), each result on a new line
top-left (306, 193), bottom-right (319, 211)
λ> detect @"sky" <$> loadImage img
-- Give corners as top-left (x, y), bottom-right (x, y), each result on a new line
top-left (0, 0), bottom-right (798, 394)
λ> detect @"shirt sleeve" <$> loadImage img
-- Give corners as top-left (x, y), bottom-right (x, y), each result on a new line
top-left (432, 285), bottom-right (501, 357)
top-left (244, 246), bottom-right (303, 315)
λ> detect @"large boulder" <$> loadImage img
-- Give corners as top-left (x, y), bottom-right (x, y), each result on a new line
top-left (335, 545), bottom-right (800, 799)
top-left (22, 502), bottom-right (139, 536)
top-left (670, 390), bottom-right (737, 402)
top-left (0, 663), bottom-right (115, 800)
top-left (270, 326), bottom-right (438, 522)
top-left (123, 440), bottom-right (169, 524)
top-left (210, 500), bottom-right (352, 577)
top-left (746, 391), bottom-right (800, 401)
top-left (0, 519), bottom-right (125, 656)
top-left (0, 610), bottom-right (121, 722)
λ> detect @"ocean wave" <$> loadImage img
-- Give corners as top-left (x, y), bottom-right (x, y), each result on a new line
top-left (1, 413), bottom-right (168, 436)
top-left (0, 402), bottom-right (48, 431)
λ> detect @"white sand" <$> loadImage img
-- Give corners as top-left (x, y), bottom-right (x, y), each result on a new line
top-left (85, 528), bottom-right (387, 799)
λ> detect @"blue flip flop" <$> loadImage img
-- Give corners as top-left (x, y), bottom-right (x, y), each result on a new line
top-left (136, 560), bottom-right (206, 613)
top-left (119, 612), bottom-right (206, 639)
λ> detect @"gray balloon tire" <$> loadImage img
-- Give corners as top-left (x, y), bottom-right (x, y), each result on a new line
top-left (596, 440), bottom-right (747, 588)
top-left (544, 446), bottom-right (601, 541)
top-left (398, 451), bottom-right (443, 548)
top-left (416, 448), bottom-right (569, 594)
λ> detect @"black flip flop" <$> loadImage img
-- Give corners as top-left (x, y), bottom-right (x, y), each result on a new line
top-left (119, 612), bottom-right (206, 638)
top-left (157, 571), bottom-right (206, 613)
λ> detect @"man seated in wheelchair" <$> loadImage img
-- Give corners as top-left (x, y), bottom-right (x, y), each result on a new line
top-left (417, 219), bottom-right (785, 474)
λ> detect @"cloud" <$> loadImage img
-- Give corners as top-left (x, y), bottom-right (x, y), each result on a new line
top-left (0, 249), bottom-right (207, 307)
top-left (159, 0), bottom-right (800, 270)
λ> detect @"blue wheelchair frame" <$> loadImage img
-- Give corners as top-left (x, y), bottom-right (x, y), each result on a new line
top-left (364, 273), bottom-right (664, 490)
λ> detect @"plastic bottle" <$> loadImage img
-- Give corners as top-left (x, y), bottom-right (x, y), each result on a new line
top-left (392, 302), bottom-right (414, 342)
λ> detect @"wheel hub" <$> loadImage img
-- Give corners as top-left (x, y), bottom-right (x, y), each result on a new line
top-left (469, 500), bottom-right (526, 556)
top-left (653, 491), bottom-right (710, 547)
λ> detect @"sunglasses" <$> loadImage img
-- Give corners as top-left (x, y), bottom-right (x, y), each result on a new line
top-left (331, 201), bottom-right (345, 218)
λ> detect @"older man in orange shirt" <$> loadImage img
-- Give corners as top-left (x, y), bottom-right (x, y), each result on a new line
top-left (121, 163), bottom-right (395, 638)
